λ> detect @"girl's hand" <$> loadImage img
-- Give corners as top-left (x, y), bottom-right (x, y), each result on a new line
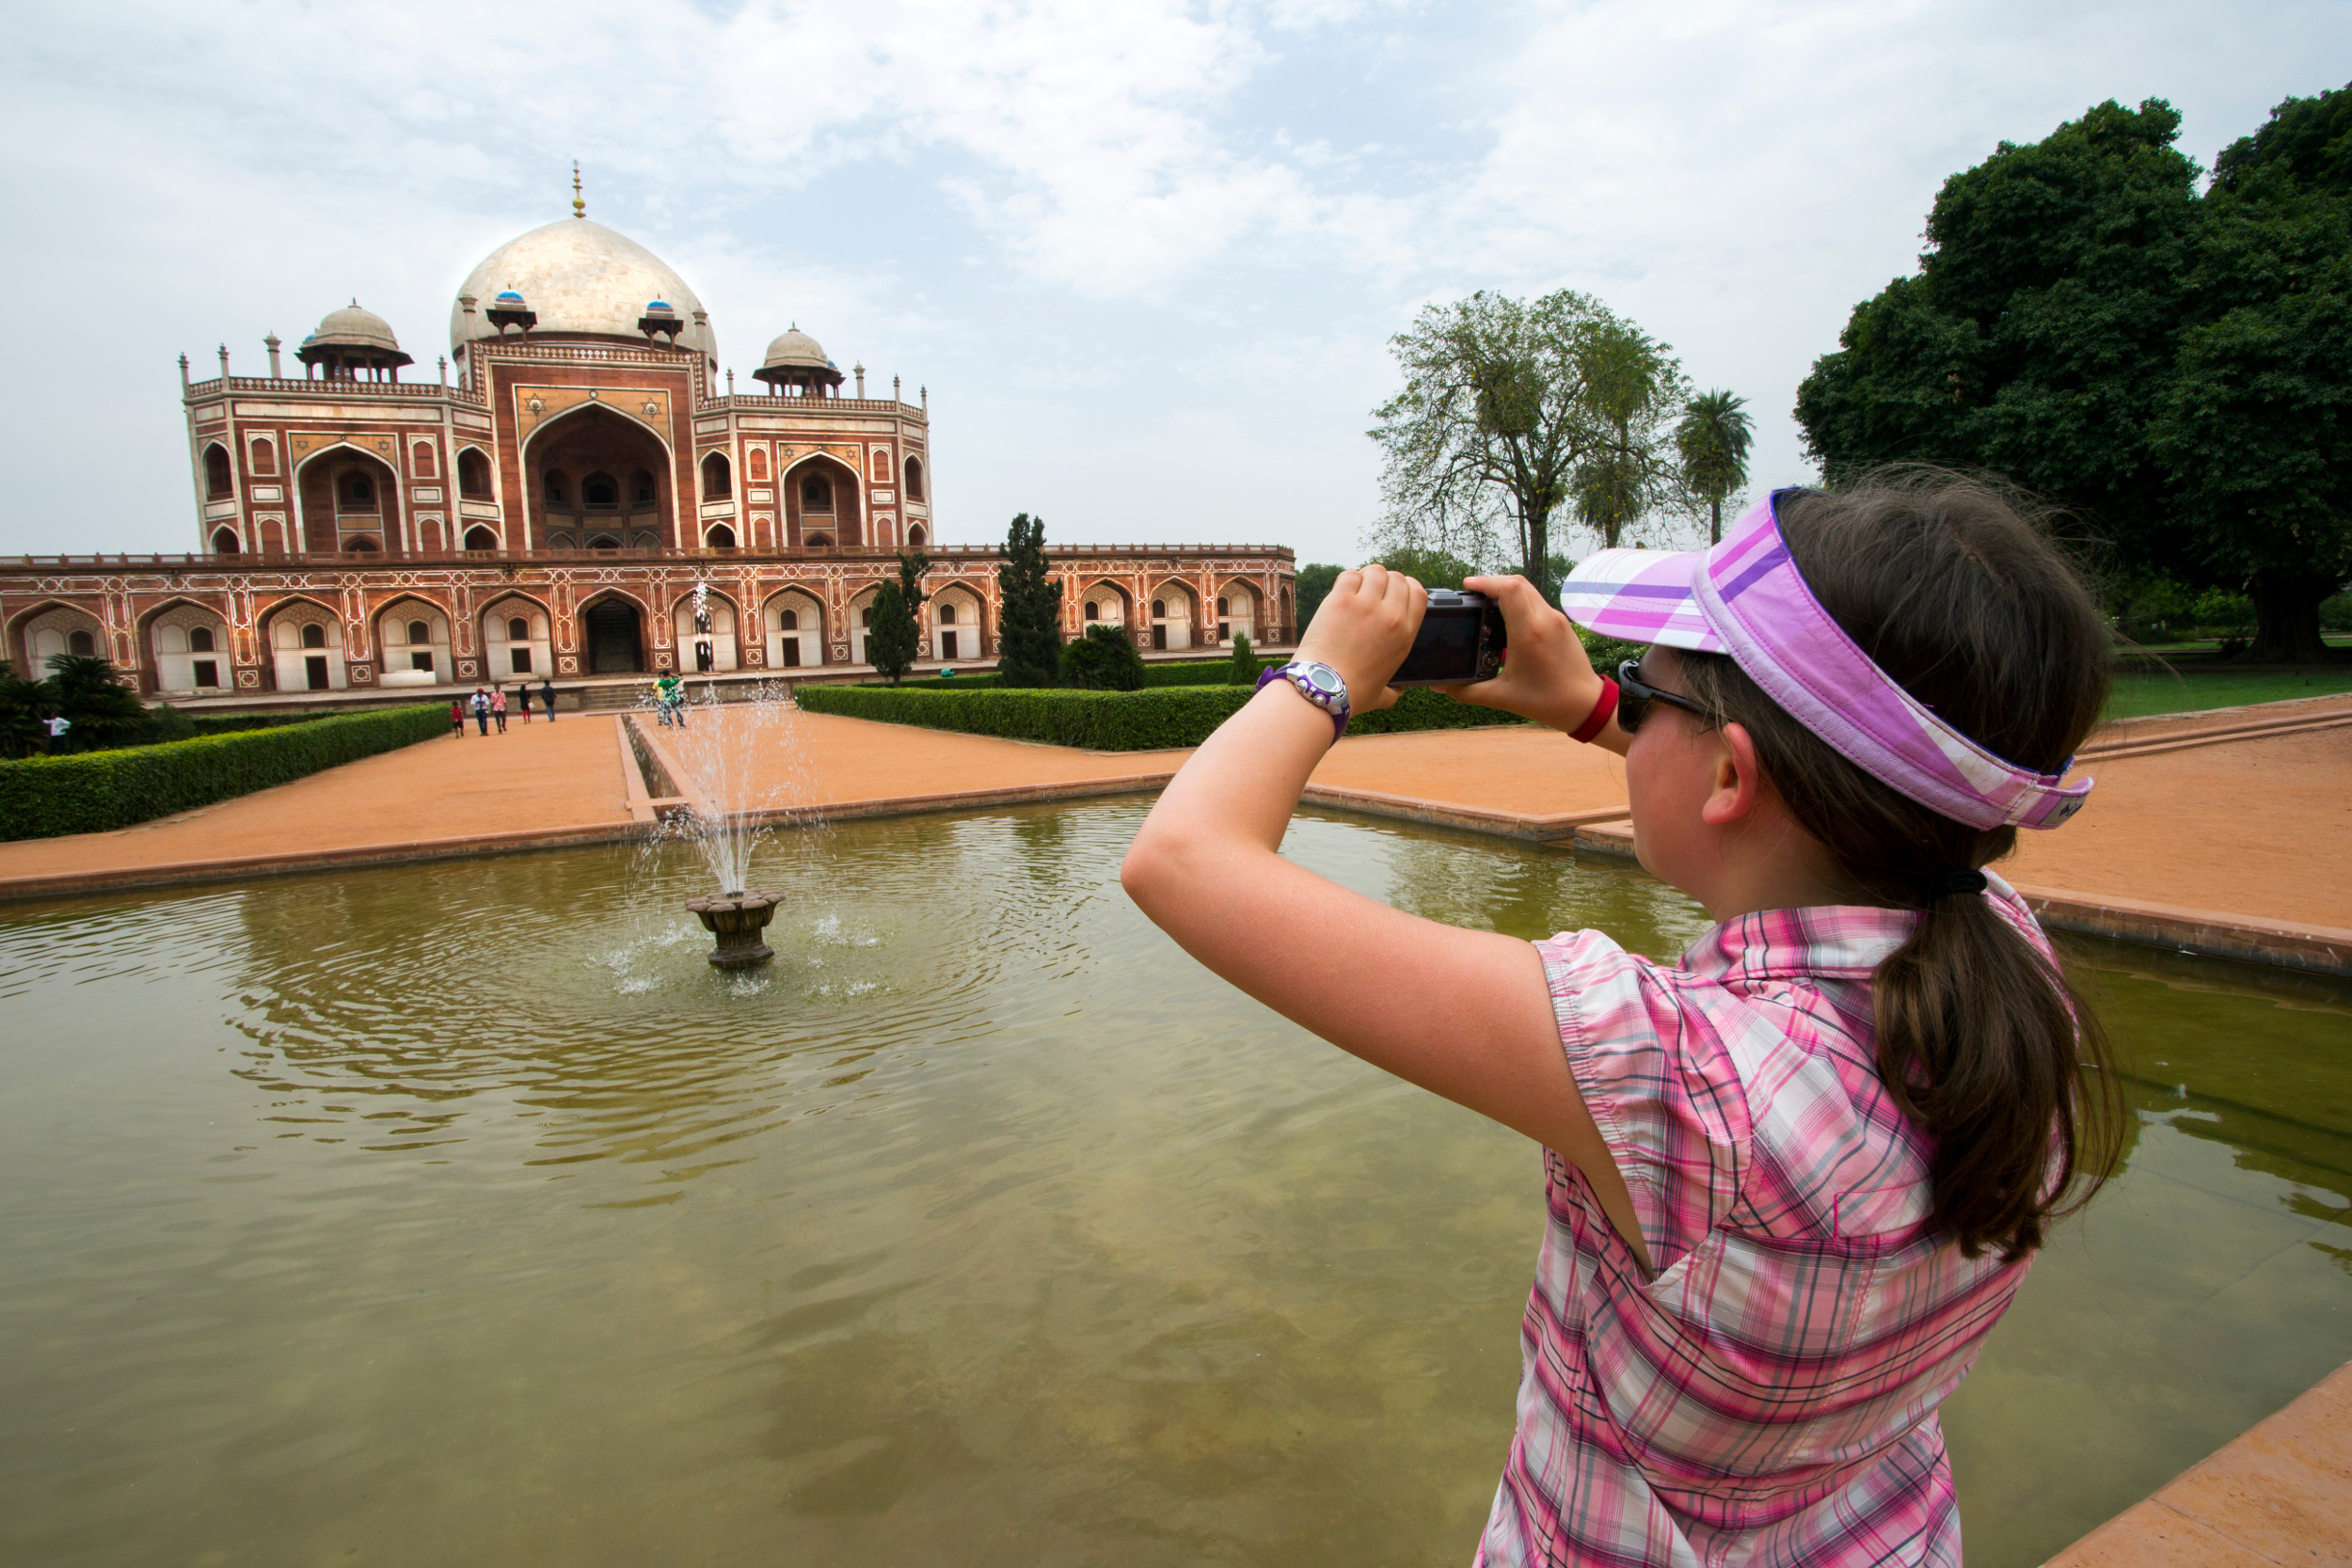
top-left (1294, 563), bottom-right (1424, 715)
top-left (1438, 575), bottom-right (1609, 736)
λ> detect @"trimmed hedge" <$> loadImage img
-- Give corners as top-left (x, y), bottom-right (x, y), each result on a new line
top-left (799, 683), bottom-right (1527, 751)
top-left (187, 712), bottom-right (319, 736)
top-left (866, 658), bottom-right (1237, 693)
top-left (0, 705), bottom-right (448, 841)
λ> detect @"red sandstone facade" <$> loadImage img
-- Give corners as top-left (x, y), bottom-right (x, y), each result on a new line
top-left (1, 210), bottom-right (1294, 701)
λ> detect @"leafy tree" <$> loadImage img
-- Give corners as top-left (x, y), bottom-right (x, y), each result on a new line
top-left (1374, 547), bottom-right (1475, 591)
top-left (1570, 319), bottom-right (1688, 550)
top-left (1795, 98), bottom-right (2200, 554)
top-left (2149, 87), bottom-right (2352, 659)
top-left (865, 552), bottom-right (929, 686)
top-left (1370, 289), bottom-right (1688, 602)
top-left (1226, 631), bottom-right (1261, 686)
top-left (46, 654), bottom-right (151, 752)
top-left (866, 583), bottom-right (917, 684)
top-left (1295, 563), bottom-right (1343, 632)
top-left (1059, 624), bottom-right (1145, 689)
top-left (1677, 389), bottom-right (1755, 544)
top-left (1795, 91), bottom-right (2352, 659)
top-left (995, 512), bottom-right (1064, 687)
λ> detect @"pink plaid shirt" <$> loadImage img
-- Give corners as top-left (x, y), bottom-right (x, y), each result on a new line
top-left (1479, 879), bottom-right (2051, 1567)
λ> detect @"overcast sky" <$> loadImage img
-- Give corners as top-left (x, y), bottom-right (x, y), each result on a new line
top-left (4, 0), bottom-right (2346, 565)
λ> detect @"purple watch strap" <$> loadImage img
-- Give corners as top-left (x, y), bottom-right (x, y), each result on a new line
top-left (1257, 661), bottom-right (1348, 739)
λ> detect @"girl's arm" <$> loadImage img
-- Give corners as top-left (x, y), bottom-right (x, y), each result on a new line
top-left (1120, 566), bottom-right (1651, 1272)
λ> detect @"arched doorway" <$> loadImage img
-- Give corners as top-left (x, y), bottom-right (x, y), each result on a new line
top-left (531, 406), bottom-right (671, 550)
top-left (150, 603), bottom-right (232, 693)
top-left (672, 592), bottom-right (739, 673)
top-left (1216, 582), bottom-right (1261, 645)
top-left (582, 597), bottom-right (644, 674)
top-left (263, 601), bottom-right (346, 690)
top-left (1148, 583), bottom-right (1198, 651)
top-left (930, 585), bottom-right (984, 662)
top-left (376, 599), bottom-right (453, 685)
top-left (785, 455), bottom-right (863, 547)
top-left (764, 589), bottom-right (825, 669)
top-left (483, 598), bottom-right (552, 680)
top-left (295, 447), bottom-right (399, 554)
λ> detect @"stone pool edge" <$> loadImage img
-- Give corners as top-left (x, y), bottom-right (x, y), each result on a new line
top-left (1558, 817), bottom-right (2352, 980)
top-left (2036, 1357), bottom-right (2352, 1566)
top-left (0, 771), bottom-right (1180, 905)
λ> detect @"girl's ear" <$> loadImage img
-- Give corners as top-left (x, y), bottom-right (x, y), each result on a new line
top-left (1700, 721), bottom-right (1765, 827)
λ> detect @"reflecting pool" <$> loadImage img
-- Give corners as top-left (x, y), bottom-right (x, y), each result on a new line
top-left (2, 805), bottom-right (2347, 1567)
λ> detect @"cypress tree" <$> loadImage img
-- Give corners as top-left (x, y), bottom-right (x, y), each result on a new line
top-left (995, 512), bottom-right (1064, 687)
top-left (866, 551), bottom-right (930, 686)
top-left (1226, 631), bottom-right (1261, 686)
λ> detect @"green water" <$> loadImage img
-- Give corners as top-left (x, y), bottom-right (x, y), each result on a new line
top-left (2, 805), bottom-right (2346, 1567)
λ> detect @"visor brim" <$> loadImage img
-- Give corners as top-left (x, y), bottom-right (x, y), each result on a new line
top-left (1558, 548), bottom-right (1724, 653)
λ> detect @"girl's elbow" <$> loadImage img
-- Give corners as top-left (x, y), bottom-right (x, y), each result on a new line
top-left (1120, 834), bottom-right (1170, 911)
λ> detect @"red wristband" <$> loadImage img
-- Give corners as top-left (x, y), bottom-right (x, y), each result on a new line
top-left (1567, 677), bottom-right (1619, 744)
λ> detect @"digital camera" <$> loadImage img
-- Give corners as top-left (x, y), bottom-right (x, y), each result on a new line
top-left (1387, 590), bottom-right (1507, 687)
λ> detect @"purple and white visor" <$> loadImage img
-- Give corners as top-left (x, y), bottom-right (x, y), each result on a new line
top-left (1559, 492), bottom-right (2090, 831)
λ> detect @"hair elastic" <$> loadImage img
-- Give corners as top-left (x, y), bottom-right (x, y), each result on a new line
top-left (1915, 868), bottom-right (1988, 903)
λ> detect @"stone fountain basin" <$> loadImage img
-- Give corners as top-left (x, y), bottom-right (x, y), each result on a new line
top-left (683, 889), bottom-right (784, 969)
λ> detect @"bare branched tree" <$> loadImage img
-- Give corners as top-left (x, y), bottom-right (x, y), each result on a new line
top-left (1368, 291), bottom-right (1688, 598)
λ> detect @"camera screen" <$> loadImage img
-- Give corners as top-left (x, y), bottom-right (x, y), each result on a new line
top-left (1394, 611), bottom-right (1483, 680)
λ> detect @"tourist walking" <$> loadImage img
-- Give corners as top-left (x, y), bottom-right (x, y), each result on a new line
top-left (450, 698), bottom-right (465, 738)
top-left (540, 678), bottom-right (557, 721)
top-left (470, 688), bottom-right (490, 736)
top-left (491, 686), bottom-right (508, 734)
top-left (516, 684), bottom-right (533, 723)
top-left (1121, 472), bottom-right (2122, 1567)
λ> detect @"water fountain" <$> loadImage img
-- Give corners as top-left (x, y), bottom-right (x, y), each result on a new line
top-left (641, 582), bottom-right (820, 968)
top-left (681, 888), bottom-right (785, 967)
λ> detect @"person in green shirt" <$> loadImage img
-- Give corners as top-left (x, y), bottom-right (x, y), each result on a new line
top-left (655, 673), bottom-right (688, 728)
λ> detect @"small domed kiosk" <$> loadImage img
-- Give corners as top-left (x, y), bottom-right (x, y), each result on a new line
top-left (295, 302), bottom-right (413, 383)
top-left (753, 326), bottom-right (844, 398)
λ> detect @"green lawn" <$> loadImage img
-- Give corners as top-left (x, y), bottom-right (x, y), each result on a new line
top-left (2106, 666), bottom-right (2352, 721)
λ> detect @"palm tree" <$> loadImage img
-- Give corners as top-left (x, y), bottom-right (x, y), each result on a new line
top-left (1676, 390), bottom-right (1755, 545)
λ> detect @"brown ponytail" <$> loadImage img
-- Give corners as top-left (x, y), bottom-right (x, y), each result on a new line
top-left (1674, 468), bottom-right (2124, 1263)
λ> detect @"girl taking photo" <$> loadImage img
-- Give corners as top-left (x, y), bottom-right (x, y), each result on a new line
top-left (1121, 470), bottom-right (2122, 1566)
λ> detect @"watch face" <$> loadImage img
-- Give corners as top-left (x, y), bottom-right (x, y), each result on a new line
top-left (1304, 665), bottom-right (1343, 694)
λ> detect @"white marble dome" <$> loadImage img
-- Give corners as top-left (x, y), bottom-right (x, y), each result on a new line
top-left (450, 218), bottom-right (716, 361)
top-left (311, 301), bottom-right (405, 355)
top-left (760, 325), bottom-right (832, 371)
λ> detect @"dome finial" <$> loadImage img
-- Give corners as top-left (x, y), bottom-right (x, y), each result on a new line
top-left (572, 161), bottom-right (585, 219)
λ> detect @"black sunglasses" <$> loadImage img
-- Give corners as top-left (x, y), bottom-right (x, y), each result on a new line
top-left (1615, 658), bottom-right (1713, 735)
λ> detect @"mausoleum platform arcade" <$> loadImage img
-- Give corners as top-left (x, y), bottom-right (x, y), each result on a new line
top-left (0, 543), bottom-right (1297, 700)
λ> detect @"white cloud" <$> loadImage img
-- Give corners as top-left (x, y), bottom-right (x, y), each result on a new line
top-left (2, 0), bottom-right (2348, 564)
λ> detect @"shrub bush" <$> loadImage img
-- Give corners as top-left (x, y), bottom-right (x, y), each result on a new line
top-left (1060, 625), bottom-right (1147, 689)
top-left (0, 705), bottom-right (448, 841)
top-left (1227, 632), bottom-right (1261, 686)
top-left (799, 683), bottom-right (1526, 751)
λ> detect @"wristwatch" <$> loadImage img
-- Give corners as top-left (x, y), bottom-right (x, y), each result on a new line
top-left (1256, 659), bottom-right (1351, 739)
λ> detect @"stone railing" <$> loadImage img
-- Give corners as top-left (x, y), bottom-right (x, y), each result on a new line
top-left (183, 375), bottom-right (485, 404)
top-left (0, 541), bottom-right (1295, 571)
top-left (700, 394), bottom-right (926, 418)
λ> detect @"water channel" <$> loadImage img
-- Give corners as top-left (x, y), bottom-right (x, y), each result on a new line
top-left (3, 804), bottom-right (2347, 1566)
